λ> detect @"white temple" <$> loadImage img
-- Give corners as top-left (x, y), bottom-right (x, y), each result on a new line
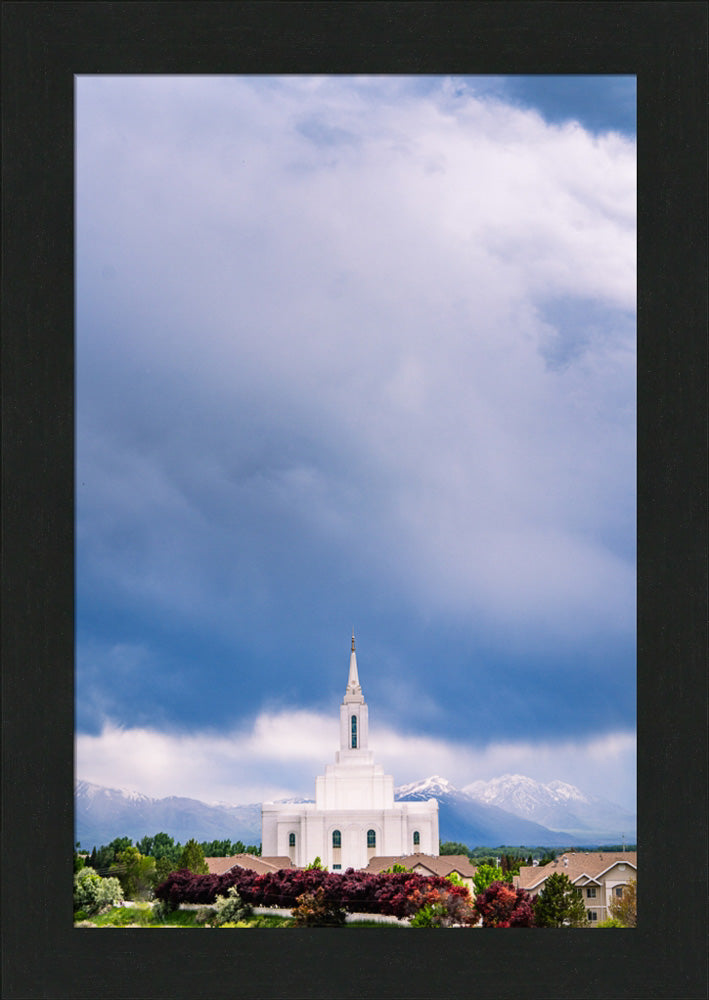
top-left (261, 635), bottom-right (439, 870)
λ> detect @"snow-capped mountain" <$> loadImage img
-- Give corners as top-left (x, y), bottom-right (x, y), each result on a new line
top-left (394, 777), bottom-right (578, 847)
top-left (76, 773), bottom-right (635, 851)
top-left (75, 781), bottom-right (263, 849)
top-left (396, 775), bottom-right (458, 798)
top-left (462, 774), bottom-right (636, 841)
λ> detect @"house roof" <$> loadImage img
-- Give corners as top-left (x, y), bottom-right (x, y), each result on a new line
top-left (364, 853), bottom-right (477, 878)
top-left (516, 852), bottom-right (637, 892)
top-left (205, 854), bottom-right (294, 876)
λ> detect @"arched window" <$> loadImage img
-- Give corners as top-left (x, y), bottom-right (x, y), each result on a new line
top-left (289, 833), bottom-right (296, 847)
top-left (367, 829), bottom-right (376, 848)
top-left (351, 714), bottom-right (357, 748)
top-left (413, 831), bottom-right (420, 847)
top-left (332, 829), bottom-right (341, 848)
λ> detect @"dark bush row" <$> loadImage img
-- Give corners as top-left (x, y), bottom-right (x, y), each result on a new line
top-left (154, 867), bottom-right (472, 920)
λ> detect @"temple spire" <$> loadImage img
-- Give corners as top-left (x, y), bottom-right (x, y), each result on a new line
top-left (344, 631), bottom-right (364, 703)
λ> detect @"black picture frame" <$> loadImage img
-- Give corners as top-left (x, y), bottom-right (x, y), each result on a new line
top-left (2, 3), bottom-right (707, 998)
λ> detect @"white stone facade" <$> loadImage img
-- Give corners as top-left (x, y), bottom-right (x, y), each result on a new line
top-left (261, 637), bottom-right (439, 871)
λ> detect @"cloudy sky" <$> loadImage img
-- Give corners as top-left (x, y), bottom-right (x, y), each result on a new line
top-left (75, 75), bottom-right (636, 811)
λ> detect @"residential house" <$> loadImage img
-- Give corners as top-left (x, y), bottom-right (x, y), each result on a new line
top-left (205, 854), bottom-right (294, 876)
top-left (365, 852), bottom-right (477, 893)
top-left (516, 851), bottom-right (637, 924)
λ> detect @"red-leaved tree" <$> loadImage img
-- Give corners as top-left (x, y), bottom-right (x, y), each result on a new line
top-left (474, 880), bottom-right (535, 927)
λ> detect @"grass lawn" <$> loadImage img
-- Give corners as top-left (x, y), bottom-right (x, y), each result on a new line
top-left (74, 906), bottom-right (409, 928)
top-left (74, 905), bottom-right (295, 928)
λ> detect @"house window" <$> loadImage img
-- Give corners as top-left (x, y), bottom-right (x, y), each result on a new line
top-left (351, 715), bottom-right (357, 748)
top-left (332, 829), bottom-right (341, 848)
top-left (289, 833), bottom-right (296, 847)
top-left (367, 829), bottom-right (376, 848)
top-left (333, 864), bottom-right (341, 870)
top-left (587, 910), bottom-right (598, 921)
top-left (586, 887), bottom-right (597, 898)
top-left (615, 886), bottom-right (624, 897)
top-left (413, 831), bottom-right (420, 847)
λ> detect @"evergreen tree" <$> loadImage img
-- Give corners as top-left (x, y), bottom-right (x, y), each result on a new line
top-left (534, 872), bottom-right (589, 927)
top-left (178, 838), bottom-right (209, 874)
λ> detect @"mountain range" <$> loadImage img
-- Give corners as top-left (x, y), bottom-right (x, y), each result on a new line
top-left (75, 774), bottom-right (635, 851)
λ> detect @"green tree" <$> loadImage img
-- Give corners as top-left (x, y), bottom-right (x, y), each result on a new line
top-left (178, 838), bottom-right (209, 874)
top-left (473, 863), bottom-right (507, 897)
top-left (534, 872), bottom-right (589, 927)
top-left (108, 836), bottom-right (133, 857)
top-left (608, 879), bottom-right (636, 927)
top-left (111, 846), bottom-right (156, 899)
top-left (439, 841), bottom-right (473, 858)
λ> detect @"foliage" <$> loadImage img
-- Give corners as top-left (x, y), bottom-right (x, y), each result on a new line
top-left (500, 853), bottom-right (523, 879)
top-left (439, 841), bottom-right (474, 858)
top-left (178, 838), bottom-right (209, 875)
top-left (474, 881), bottom-right (535, 927)
top-left (410, 902), bottom-right (448, 927)
top-left (445, 871), bottom-right (467, 888)
top-left (408, 887), bottom-right (477, 927)
top-left (534, 872), bottom-right (589, 927)
top-left (304, 856), bottom-right (326, 871)
top-left (608, 879), bottom-right (636, 927)
top-left (74, 866), bottom-right (124, 915)
top-left (154, 865), bottom-right (474, 921)
top-left (292, 886), bottom-right (346, 926)
top-left (198, 839), bottom-right (262, 858)
top-left (473, 864), bottom-right (507, 897)
top-left (110, 846), bottom-right (157, 900)
top-left (597, 917), bottom-right (625, 927)
top-left (137, 832), bottom-right (180, 860)
top-left (207, 886), bottom-right (253, 926)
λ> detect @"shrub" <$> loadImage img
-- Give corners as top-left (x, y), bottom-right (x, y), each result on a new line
top-left (74, 866), bottom-right (124, 915)
top-left (410, 902), bottom-right (448, 927)
top-left (151, 898), bottom-right (174, 920)
top-left (155, 865), bottom-right (475, 921)
top-left (475, 881), bottom-right (535, 927)
top-left (209, 886), bottom-right (253, 927)
top-left (598, 917), bottom-right (625, 927)
top-left (608, 879), bottom-right (636, 927)
top-left (409, 887), bottom-right (477, 927)
top-left (292, 886), bottom-right (346, 927)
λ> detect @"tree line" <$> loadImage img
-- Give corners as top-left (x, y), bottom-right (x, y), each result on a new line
top-left (75, 834), bottom-right (261, 897)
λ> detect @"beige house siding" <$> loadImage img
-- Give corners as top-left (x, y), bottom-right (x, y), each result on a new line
top-left (517, 853), bottom-right (637, 925)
